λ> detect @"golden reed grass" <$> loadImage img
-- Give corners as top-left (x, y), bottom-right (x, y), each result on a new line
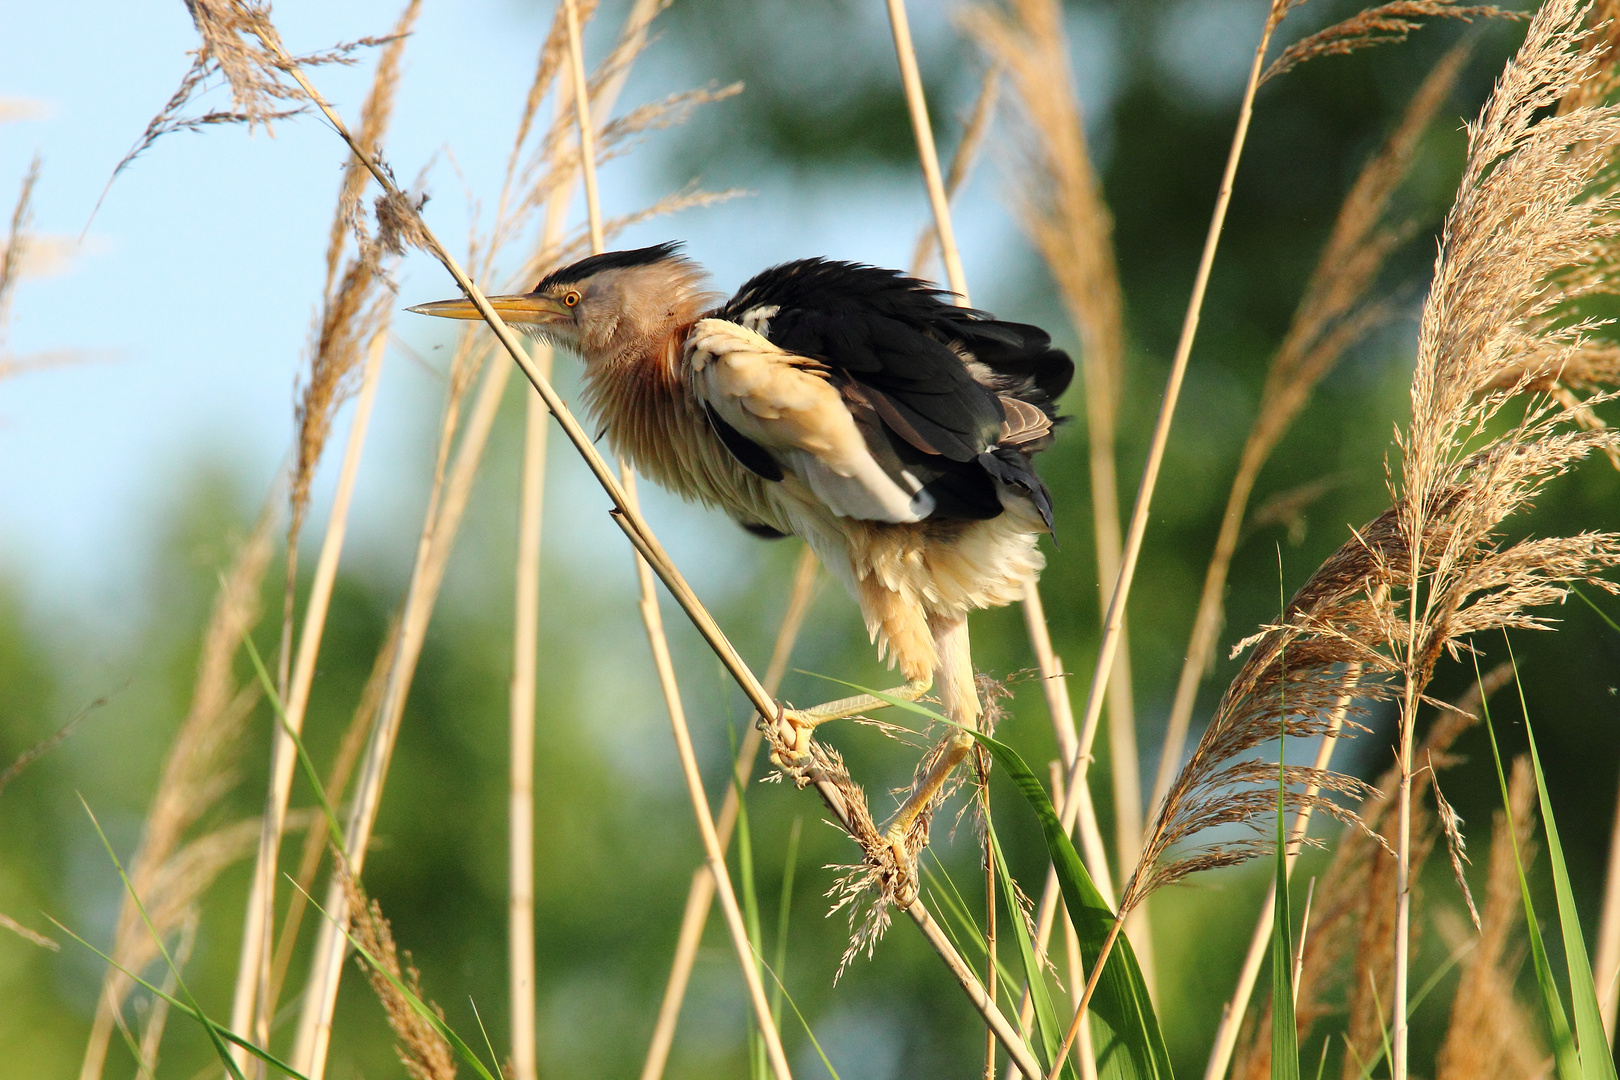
top-left (231, 0), bottom-right (419, 1060)
top-left (1227, 663), bottom-right (1512, 1079)
top-left (336, 864), bottom-right (457, 1080)
top-left (1151, 42), bottom-right (1470, 825)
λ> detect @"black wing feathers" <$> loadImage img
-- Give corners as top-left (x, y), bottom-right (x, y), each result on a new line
top-left (715, 258), bottom-right (1072, 529)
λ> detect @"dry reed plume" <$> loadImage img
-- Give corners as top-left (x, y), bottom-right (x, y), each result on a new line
top-left (1228, 662), bottom-right (1511, 1079)
top-left (337, 863), bottom-right (458, 1080)
top-left (0, 154), bottom-right (38, 345)
top-left (107, 0), bottom-right (387, 189)
top-left (1263, 1), bottom-right (1516, 85)
top-left (1146, 4), bottom-right (1620, 1071)
top-left (1385, 2), bottom-right (1620, 1062)
top-left (1152, 41), bottom-right (1468, 832)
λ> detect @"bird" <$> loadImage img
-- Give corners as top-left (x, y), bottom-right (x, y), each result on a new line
top-left (410, 242), bottom-right (1071, 886)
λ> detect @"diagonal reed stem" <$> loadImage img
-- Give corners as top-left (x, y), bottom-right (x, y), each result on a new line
top-left (639, 544), bottom-right (818, 1080)
top-left (259, 28), bottom-right (1041, 1078)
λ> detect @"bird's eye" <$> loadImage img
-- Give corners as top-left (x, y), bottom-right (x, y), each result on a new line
top-left (563, 290), bottom-right (581, 307)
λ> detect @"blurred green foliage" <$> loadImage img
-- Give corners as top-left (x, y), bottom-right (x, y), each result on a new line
top-left (3, 2), bottom-right (1619, 1079)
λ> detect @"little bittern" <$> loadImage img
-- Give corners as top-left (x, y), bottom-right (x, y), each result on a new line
top-left (411, 243), bottom-right (1071, 890)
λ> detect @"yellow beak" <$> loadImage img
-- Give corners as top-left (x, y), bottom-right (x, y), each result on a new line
top-left (406, 292), bottom-right (572, 324)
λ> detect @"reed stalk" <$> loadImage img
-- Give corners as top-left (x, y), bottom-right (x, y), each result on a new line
top-left (1596, 758), bottom-right (1620, 1038)
top-left (1044, 5), bottom-right (1289, 1063)
top-left (228, 326), bottom-right (387, 1071)
top-left (639, 545), bottom-right (818, 1080)
top-left (1148, 42), bottom-right (1467, 821)
top-left (1055, 0), bottom-right (1282, 844)
top-left (621, 466), bottom-right (794, 1080)
top-left (883, 11), bottom-right (1138, 1070)
top-left (508, 381), bottom-right (550, 1080)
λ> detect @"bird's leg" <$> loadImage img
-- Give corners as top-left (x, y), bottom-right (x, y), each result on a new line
top-left (769, 676), bottom-right (932, 769)
top-left (770, 577), bottom-right (940, 770)
top-left (883, 612), bottom-right (979, 903)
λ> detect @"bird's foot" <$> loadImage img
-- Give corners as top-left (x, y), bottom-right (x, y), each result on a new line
top-left (765, 706), bottom-right (816, 776)
top-left (881, 823), bottom-right (920, 907)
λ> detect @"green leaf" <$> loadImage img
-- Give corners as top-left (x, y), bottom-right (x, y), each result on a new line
top-left (1271, 747), bottom-right (1300, 1080)
top-left (46, 913), bottom-right (315, 1080)
top-left (799, 671), bottom-right (1170, 1077)
top-left (1478, 655), bottom-right (1582, 1080)
top-left (1505, 640), bottom-right (1619, 1080)
top-left (985, 813), bottom-right (1072, 1078)
top-left (969, 731), bottom-right (1174, 1080)
top-left (78, 796), bottom-right (247, 1080)
top-left (241, 630), bottom-right (347, 854)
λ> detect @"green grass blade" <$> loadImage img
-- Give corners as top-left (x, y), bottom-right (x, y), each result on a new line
top-left (771, 815), bottom-right (802, 1028)
top-left (468, 998), bottom-right (507, 1080)
top-left (968, 731), bottom-right (1174, 1080)
top-left (46, 913), bottom-right (316, 1080)
top-left (1478, 655), bottom-right (1582, 1080)
top-left (1271, 560), bottom-right (1301, 1080)
top-left (1271, 747), bottom-right (1300, 1080)
top-left (1572, 586), bottom-right (1620, 636)
top-left (293, 878), bottom-right (502, 1080)
top-left (1505, 638), bottom-right (1618, 1080)
top-left (985, 813), bottom-right (1071, 1078)
top-left (756, 948), bottom-right (841, 1080)
top-left (1365, 973), bottom-right (1395, 1079)
top-left (241, 631), bottom-right (347, 853)
top-left (78, 796), bottom-right (247, 1080)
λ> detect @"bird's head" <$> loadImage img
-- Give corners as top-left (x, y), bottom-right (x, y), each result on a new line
top-left (408, 242), bottom-right (712, 363)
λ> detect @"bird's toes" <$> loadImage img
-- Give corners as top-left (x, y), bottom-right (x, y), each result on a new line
top-left (765, 706), bottom-right (815, 773)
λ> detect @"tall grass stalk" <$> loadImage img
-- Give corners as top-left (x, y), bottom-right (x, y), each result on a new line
top-left (962, 0), bottom-right (1146, 952)
top-left (508, 381), bottom-right (551, 1080)
top-left (882, 9), bottom-right (1121, 1066)
top-left (1582, 589), bottom-right (1620, 1037)
top-left (1055, 0), bottom-right (1284, 852)
top-left (229, 326), bottom-right (388, 1070)
top-left (640, 545), bottom-right (818, 1080)
top-left (1034, 5), bottom-right (1293, 1065)
top-left (1148, 42), bottom-right (1466, 825)
top-left (619, 469), bottom-right (796, 1080)
top-left (884, 8), bottom-right (1139, 1071)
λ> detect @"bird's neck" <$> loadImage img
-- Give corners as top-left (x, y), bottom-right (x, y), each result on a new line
top-left (577, 313), bottom-right (706, 485)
